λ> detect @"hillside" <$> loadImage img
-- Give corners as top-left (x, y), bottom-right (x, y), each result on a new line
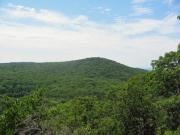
top-left (0, 57), bottom-right (146, 100)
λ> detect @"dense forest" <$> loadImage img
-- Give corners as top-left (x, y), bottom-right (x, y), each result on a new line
top-left (0, 45), bottom-right (179, 135)
top-left (0, 57), bottom-right (145, 100)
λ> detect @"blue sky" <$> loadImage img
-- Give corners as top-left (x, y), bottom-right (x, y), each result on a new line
top-left (0, 0), bottom-right (179, 68)
top-left (1, 0), bottom-right (178, 22)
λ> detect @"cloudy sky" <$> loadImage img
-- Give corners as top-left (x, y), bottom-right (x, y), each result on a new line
top-left (0, 0), bottom-right (179, 69)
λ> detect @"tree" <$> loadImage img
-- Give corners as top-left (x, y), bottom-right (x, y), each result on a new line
top-left (151, 45), bottom-right (180, 96)
top-left (177, 15), bottom-right (180, 20)
top-left (150, 45), bottom-right (180, 133)
top-left (0, 89), bottom-right (44, 135)
top-left (114, 75), bottom-right (159, 135)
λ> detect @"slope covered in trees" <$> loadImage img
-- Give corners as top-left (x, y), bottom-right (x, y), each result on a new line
top-left (0, 45), bottom-right (179, 135)
top-left (0, 57), bottom-right (145, 100)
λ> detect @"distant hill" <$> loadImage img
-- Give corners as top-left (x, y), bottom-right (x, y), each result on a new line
top-left (0, 57), bottom-right (146, 100)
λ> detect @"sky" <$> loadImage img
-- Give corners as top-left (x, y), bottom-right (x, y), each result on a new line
top-left (0, 0), bottom-right (179, 69)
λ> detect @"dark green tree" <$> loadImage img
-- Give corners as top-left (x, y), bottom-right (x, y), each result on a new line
top-left (0, 89), bottom-right (44, 135)
top-left (177, 15), bottom-right (180, 20)
top-left (151, 45), bottom-right (180, 96)
top-left (119, 75), bottom-right (158, 135)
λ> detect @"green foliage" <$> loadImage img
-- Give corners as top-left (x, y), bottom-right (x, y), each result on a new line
top-left (151, 45), bottom-right (180, 96)
top-left (120, 76), bottom-right (158, 135)
top-left (0, 89), bottom-right (44, 134)
top-left (0, 57), bottom-right (146, 100)
top-left (177, 15), bottom-right (180, 20)
top-left (41, 96), bottom-right (123, 134)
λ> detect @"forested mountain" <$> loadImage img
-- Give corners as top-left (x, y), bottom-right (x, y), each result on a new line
top-left (0, 57), bottom-right (145, 100)
top-left (0, 45), bottom-right (179, 135)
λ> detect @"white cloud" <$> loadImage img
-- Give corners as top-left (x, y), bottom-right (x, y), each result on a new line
top-left (159, 14), bottom-right (180, 34)
top-left (97, 6), bottom-right (111, 14)
top-left (164, 0), bottom-right (173, 5)
top-left (3, 4), bottom-right (89, 26)
top-left (113, 14), bottom-right (180, 35)
top-left (112, 19), bottom-right (160, 35)
top-left (132, 0), bottom-right (147, 4)
top-left (132, 6), bottom-right (153, 15)
top-left (0, 4), bottom-right (179, 68)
